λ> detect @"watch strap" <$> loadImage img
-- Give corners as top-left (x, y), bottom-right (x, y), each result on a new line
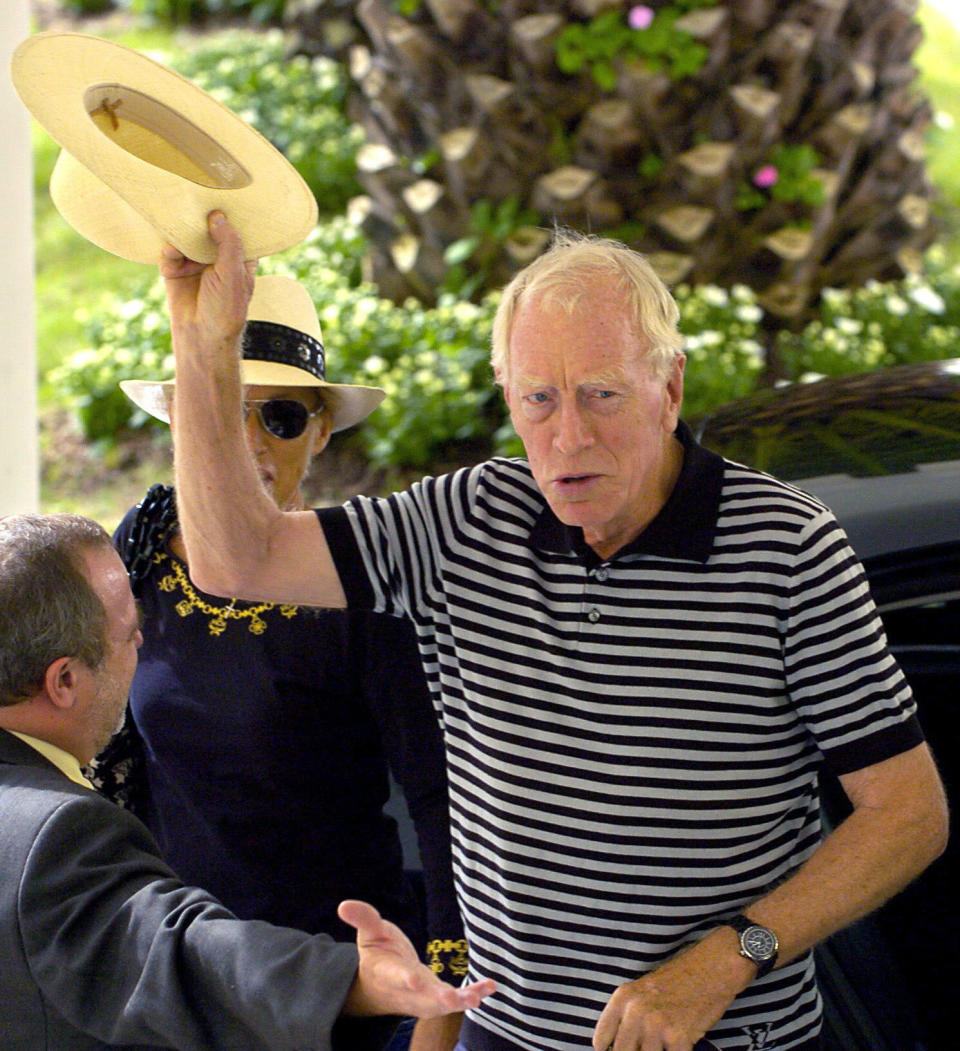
top-left (724, 914), bottom-right (779, 978)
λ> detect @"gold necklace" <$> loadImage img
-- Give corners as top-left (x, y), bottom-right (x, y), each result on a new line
top-left (155, 551), bottom-right (298, 637)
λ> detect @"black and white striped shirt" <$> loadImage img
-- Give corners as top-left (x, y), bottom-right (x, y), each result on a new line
top-left (319, 423), bottom-right (921, 1051)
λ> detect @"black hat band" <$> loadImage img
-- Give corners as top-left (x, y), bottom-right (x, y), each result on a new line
top-left (241, 319), bottom-right (326, 381)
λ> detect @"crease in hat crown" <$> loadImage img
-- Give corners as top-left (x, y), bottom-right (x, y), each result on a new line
top-left (119, 275), bottom-right (385, 434)
top-left (10, 31), bottom-right (318, 264)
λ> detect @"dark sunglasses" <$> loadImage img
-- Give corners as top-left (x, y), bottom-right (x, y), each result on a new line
top-left (243, 398), bottom-right (322, 440)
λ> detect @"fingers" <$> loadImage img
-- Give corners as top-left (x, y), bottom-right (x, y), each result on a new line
top-left (157, 212), bottom-right (250, 278)
top-left (207, 210), bottom-right (243, 264)
top-left (451, 977), bottom-right (497, 1011)
top-left (337, 899), bottom-right (384, 939)
top-left (159, 242), bottom-right (203, 281)
top-left (403, 974), bottom-right (496, 1018)
top-left (158, 211), bottom-right (255, 339)
top-left (339, 899), bottom-right (497, 1018)
top-left (593, 998), bottom-right (618, 1050)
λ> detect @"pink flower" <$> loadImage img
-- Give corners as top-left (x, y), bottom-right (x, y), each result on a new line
top-left (753, 164), bottom-right (779, 189)
top-left (628, 6), bottom-right (655, 30)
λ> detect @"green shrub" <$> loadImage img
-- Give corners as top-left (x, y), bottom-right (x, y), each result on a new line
top-left (775, 245), bottom-right (960, 379)
top-left (122, 0), bottom-right (286, 24)
top-left (57, 0), bottom-right (115, 15)
top-left (48, 280), bottom-right (174, 441)
top-left (673, 283), bottom-right (767, 417)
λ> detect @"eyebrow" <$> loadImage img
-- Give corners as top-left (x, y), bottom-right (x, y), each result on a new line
top-left (514, 367), bottom-right (631, 389)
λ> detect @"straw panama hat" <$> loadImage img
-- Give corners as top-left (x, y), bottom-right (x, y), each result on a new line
top-left (10, 32), bottom-right (318, 264)
top-left (120, 275), bottom-right (386, 434)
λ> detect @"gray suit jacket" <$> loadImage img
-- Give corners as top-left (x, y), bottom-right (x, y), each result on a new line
top-left (0, 729), bottom-right (359, 1050)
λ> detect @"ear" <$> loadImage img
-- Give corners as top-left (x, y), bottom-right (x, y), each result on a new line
top-left (664, 353), bottom-right (685, 427)
top-left (43, 656), bottom-right (82, 712)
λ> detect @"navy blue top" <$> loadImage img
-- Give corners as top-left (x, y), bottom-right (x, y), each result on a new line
top-left (107, 500), bottom-right (462, 961)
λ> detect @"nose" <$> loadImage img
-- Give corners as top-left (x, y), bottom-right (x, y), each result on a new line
top-left (553, 400), bottom-right (593, 455)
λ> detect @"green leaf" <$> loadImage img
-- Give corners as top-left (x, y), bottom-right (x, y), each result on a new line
top-left (555, 27), bottom-right (587, 73)
top-left (470, 198), bottom-right (495, 233)
top-left (638, 153), bottom-right (665, 180)
top-left (592, 59), bottom-right (618, 91)
top-left (445, 236), bottom-right (481, 266)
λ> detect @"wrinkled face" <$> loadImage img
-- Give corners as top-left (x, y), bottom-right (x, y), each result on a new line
top-left (82, 545), bottom-right (143, 759)
top-left (504, 280), bottom-right (685, 558)
top-left (242, 384), bottom-right (332, 511)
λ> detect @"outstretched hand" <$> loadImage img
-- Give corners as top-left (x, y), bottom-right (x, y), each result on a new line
top-left (338, 900), bottom-right (496, 1020)
top-left (160, 211), bottom-right (256, 356)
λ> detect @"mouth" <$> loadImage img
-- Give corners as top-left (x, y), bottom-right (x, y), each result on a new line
top-left (552, 473), bottom-right (600, 491)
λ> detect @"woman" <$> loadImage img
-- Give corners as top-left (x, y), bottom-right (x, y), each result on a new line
top-left (93, 275), bottom-right (465, 1051)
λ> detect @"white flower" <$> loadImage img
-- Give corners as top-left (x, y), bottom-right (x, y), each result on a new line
top-left (837, 317), bottom-right (863, 335)
top-left (885, 295), bottom-right (909, 316)
top-left (907, 285), bottom-right (945, 314)
top-left (739, 339), bottom-right (765, 366)
top-left (734, 304), bottom-right (763, 323)
top-left (700, 286), bottom-right (729, 307)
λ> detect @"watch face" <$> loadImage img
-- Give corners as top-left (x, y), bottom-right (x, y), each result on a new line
top-left (742, 925), bottom-right (777, 960)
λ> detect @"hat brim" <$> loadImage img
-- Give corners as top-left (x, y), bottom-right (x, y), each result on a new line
top-left (12, 32), bottom-right (317, 264)
top-left (120, 372), bottom-right (386, 434)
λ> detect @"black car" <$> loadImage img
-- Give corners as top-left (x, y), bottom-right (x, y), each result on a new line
top-left (695, 358), bottom-right (960, 1051)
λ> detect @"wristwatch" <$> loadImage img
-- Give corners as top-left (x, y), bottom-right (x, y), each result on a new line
top-left (725, 915), bottom-right (779, 978)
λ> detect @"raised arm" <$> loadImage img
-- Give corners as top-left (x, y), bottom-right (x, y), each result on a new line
top-left (162, 211), bottom-right (346, 608)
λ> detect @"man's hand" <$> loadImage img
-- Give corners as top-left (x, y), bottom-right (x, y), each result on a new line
top-left (338, 901), bottom-right (495, 1020)
top-left (592, 930), bottom-right (749, 1051)
top-left (161, 211), bottom-right (256, 358)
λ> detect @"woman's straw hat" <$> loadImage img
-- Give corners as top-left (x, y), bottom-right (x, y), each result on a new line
top-left (120, 275), bottom-right (385, 434)
top-left (10, 32), bottom-right (317, 264)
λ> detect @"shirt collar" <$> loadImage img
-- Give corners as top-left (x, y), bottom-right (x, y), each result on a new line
top-left (7, 730), bottom-right (94, 789)
top-left (529, 419), bottom-right (725, 565)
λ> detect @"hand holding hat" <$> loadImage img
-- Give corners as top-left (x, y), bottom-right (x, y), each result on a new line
top-left (10, 31), bottom-right (318, 264)
top-left (160, 210), bottom-right (257, 359)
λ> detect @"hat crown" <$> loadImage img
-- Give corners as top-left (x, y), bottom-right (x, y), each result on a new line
top-left (85, 85), bottom-right (252, 190)
top-left (246, 275), bottom-right (322, 342)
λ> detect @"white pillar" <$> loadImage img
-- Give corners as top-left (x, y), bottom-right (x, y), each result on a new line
top-left (1, 2), bottom-right (38, 514)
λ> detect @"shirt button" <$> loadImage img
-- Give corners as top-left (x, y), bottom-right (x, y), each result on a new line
top-left (587, 608), bottom-right (601, 623)
top-left (595, 567), bottom-right (609, 582)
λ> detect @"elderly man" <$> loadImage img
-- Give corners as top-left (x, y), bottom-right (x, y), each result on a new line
top-left (164, 212), bottom-right (947, 1051)
top-left (0, 512), bottom-right (494, 1051)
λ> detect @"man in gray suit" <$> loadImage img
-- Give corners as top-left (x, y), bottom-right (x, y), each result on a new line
top-left (0, 512), bottom-right (494, 1051)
